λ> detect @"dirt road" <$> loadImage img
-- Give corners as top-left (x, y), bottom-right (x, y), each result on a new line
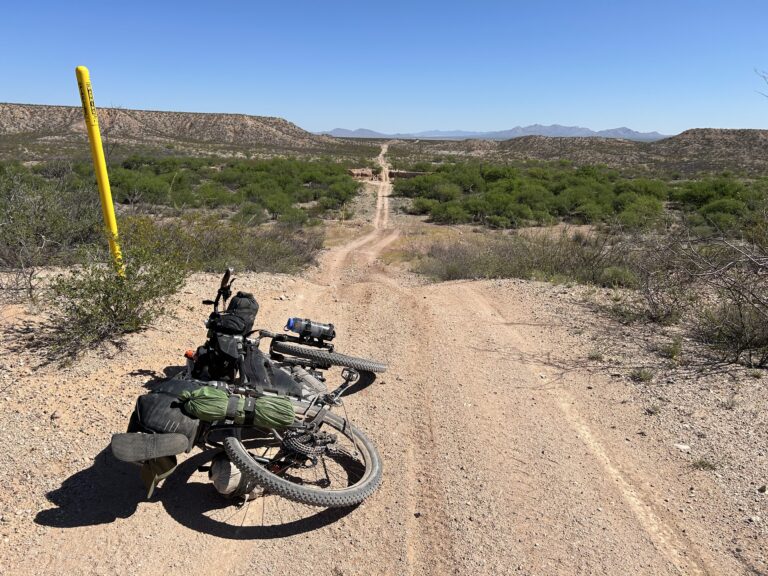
top-left (0, 145), bottom-right (760, 575)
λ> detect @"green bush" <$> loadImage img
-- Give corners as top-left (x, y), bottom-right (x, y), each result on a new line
top-left (599, 266), bottom-right (639, 288)
top-left (416, 230), bottom-right (630, 284)
top-left (393, 161), bottom-right (678, 230)
top-left (108, 156), bottom-right (361, 219)
top-left (430, 202), bottom-right (471, 224)
top-left (0, 165), bottom-right (102, 299)
top-left (618, 196), bottom-right (664, 230)
top-left (407, 197), bottom-right (439, 215)
top-left (694, 301), bottom-right (768, 367)
top-left (46, 229), bottom-right (187, 356)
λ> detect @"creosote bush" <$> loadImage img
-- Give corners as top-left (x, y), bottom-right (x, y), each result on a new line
top-left (0, 164), bottom-right (101, 300)
top-left (47, 232), bottom-right (186, 356)
top-left (694, 301), bottom-right (768, 367)
top-left (416, 229), bottom-right (632, 285)
top-left (45, 212), bottom-right (325, 356)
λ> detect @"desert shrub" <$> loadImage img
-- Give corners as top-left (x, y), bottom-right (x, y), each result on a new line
top-left (632, 262), bottom-right (692, 324)
top-left (108, 156), bottom-right (361, 219)
top-left (120, 215), bottom-right (324, 275)
top-left (46, 227), bottom-right (187, 356)
top-left (233, 202), bottom-right (268, 226)
top-left (430, 202), bottom-right (472, 224)
top-left (0, 166), bottom-right (101, 300)
top-left (599, 266), bottom-right (639, 288)
top-left (416, 230), bottom-right (630, 284)
top-left (617, 196), bottom-right (664, 230)
top-left (394, 161), bottom-right (678, 230)
top-left (694, 299), bottom-right (768, 367)
top-left (407, 197), bottom-right (439, 215)
top-left (278, 206), bottom-right (309, 226)
top-left (614, 178), bottom-right (669, 200)
top-left (39, 210), bottom-right (322, 357)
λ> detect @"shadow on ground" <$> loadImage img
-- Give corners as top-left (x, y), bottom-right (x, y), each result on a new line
top-left (159, 450), bottom-right (357, 539)
top-left (35, 446), bottom-right (355, 539)
top-left (34, 448), bottom-right (144, 527)
top-left (128, 365), bottom-right (186, 389)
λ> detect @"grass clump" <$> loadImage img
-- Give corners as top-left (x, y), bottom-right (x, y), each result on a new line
top-left (692, 458), bottom-right (717, 471)
top-left (629, 368), bottom-right (654, 383)
top-left (657, 336), bottom-right (683, 360)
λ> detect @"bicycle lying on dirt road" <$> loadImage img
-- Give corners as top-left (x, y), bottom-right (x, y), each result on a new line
top-left (111, 269), bottom-right (387, 508)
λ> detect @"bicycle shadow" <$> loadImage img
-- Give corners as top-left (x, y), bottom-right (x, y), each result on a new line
top-left (34, 448), bottom-right (144, 527)
top-left (341, 370), bottom-right (377, 397)
top-left (127, 365), bottom-right (187, 389)
top-left (160, 450), bottom-right (357, 539)
top-left (35, 446), bottom-right (355, 539)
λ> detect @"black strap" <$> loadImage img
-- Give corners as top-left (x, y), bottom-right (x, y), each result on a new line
top-left (226, 396), bottom-right (240, 419)
top-left (243, 396), bottom-right (256, 424)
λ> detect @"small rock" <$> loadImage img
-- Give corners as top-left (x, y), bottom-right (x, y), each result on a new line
top-left (50, 411), bottom-right (61, 421)
top-left (748, 515), bottom-right (762, 524)
top-left (674, 443), bottom-right (691, 452)
top-left (758, 485), bottom-right (767, 494)
top-left (414, 512), bottom-right (421, 518)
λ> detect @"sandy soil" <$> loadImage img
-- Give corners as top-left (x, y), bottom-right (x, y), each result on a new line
top-left (0, 144), bottom-right (765, 575)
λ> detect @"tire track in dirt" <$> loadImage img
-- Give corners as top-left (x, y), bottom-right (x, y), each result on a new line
top-left (293, 144), bottom-right (458, 575)
top-left (275, 143), bottom-right (720, 574)
top-left (447, 282), bottom-right (713, 575)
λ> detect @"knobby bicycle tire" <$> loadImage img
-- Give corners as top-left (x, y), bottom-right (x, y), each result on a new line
top-left (271, 341), bottom-right (387, 373)
top-left (223, 410), bottom-right (382, 507)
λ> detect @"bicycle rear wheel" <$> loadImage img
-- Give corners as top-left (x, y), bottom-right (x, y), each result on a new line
top-left (224, 408), bottom-right (382, 507)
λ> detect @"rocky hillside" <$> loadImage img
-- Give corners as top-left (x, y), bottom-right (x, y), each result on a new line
top-left (3, 103), bottom-right (766, 175)
top-left (390, 129), bottom-right (768, 176)
top-left (0, 103), bottom-right (365, 160)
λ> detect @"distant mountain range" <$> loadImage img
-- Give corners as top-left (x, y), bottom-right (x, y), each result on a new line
top-left (5, 103), bottom-right (768, 176)
top-left (323, 125), bottom-right (669, 141)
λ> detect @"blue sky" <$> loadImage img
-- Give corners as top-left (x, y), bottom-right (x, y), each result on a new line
top-left (1, 0), bottom-right (767, 134)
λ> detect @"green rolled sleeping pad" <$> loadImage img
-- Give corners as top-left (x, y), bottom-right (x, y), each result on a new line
top-left (179, 386), bottom-right (295, 429)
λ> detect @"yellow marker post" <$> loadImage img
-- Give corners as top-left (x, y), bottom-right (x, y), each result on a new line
top-left (75, 65), bottom-right (123, 273)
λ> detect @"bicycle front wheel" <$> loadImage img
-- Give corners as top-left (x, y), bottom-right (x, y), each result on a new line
top-left (271, 341), bottom-right (387, 373)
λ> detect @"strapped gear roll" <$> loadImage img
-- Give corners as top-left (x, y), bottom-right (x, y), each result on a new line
top-left (178, 386), bottom-right (295, 429)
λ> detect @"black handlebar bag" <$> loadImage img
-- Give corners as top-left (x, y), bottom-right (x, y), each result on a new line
top-left (208, 291), bottom-right (259, 336)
